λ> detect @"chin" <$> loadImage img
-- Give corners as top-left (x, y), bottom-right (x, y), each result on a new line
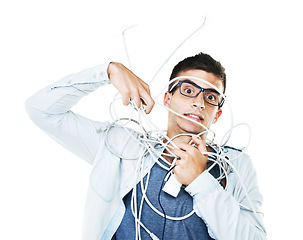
top-left (187, 119), bottom-right (208, 130)
top-left (180, 124), bottom-right (207, 135)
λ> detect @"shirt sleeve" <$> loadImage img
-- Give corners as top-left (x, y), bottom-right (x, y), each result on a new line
top-left (25, 62), bottom-right (111, 165)
top-left (185, 155), bottom-right (266, 240)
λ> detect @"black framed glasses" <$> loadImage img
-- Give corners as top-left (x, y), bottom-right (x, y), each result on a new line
top-left (171, 80), bottom-right (225, 107)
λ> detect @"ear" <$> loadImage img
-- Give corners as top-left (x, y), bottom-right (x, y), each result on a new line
top-left (213, 108), bottom-right (223, 124)
top-left (163, 91), bottom-right (172, 107)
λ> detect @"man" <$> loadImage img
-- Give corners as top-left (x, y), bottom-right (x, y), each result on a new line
top-left (26, 53), bottom-right (266, 239)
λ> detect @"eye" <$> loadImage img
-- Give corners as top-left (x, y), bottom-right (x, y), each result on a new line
top-left (207, 94), bottom-right (216, 101)
top-left (205, 92), bottom-right (219, 104)
top-left (184, 87), bottom-right (195, 95)
top-left (180, 82), bottom-right (198, 96)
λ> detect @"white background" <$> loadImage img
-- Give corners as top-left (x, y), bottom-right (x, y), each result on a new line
top-left (1, 0), bottom-right (302, 239)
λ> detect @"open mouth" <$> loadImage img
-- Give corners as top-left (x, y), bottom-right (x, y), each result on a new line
top-left (184, 113), bottom-right (203, 122)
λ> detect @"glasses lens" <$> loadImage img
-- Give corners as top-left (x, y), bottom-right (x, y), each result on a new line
top-left (204, 90), bottom-right (220, 106)
top-left (179, 81), bottom-right (221, 106)
top-left (180, 82), bottom-right (200, 97)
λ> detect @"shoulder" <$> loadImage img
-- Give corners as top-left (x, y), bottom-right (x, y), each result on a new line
top-left (222, 146), bottom-right (256, 175)
top-left (222, 146), bottom-right (261, 194)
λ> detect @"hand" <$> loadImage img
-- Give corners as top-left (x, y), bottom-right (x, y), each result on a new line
top-left (107, 62), bottom-right (155, 114)
top-left (172, 136), bottom-right (208, 186)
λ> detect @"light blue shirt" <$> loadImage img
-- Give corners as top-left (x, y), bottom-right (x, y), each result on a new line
top-left (25, 62), bottom-right (266, 240)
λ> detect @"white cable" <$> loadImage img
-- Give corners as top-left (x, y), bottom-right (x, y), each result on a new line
top-left (105, 19), bottom-right (262, 238)
top-left (221, 122), bottom-right (252, 160)
top-left (107, 88), bottom-right (261, 237)
top-left (155, 101), bottom-right (209, 133)
top-left (153, 75), bottom-right (234, 147)
top-left (129, 109), bottom-right (164, 239)
top-left (130, 109), bottom-right (196, 223)
top-left (206, 151), bottom-right (265, 232)
top-left (122, 24), bottom-right (138, 70)
top-left (148, 15), bottom-right (208, 85)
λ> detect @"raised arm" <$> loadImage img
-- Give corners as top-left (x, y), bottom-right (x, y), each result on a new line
top-left (25, 62), bottom-right (154, 164)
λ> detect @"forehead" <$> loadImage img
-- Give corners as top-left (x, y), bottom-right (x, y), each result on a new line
top-left (177, 69), bottom-right (223, 92)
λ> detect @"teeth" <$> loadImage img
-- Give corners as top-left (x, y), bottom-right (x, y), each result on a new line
top-left (188, 114), bottom-right (201, 120)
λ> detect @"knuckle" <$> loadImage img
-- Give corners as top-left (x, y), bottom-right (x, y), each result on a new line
top-left (123, 89), bottom-right (131, 96)
top-left (183, 154), bottom-right (189, 161)
top-left (129, 85), bottom-right (138, 93)
top-left (151, 99), bottom-right (155, 106)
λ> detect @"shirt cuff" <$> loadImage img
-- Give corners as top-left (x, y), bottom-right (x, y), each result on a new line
top-left (185, 170), bottom-right (221, 199)
top-left (49, 61), bottom-right (111, 90)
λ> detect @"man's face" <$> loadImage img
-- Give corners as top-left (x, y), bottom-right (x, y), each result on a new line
top-left (164, 69), bottom-right (223, 138)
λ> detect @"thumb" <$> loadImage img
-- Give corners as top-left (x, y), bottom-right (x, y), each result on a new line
top-left (192, 135), bottom-right (207, 153)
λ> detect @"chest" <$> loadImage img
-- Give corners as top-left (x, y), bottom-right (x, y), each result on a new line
top-left (115, 161), bottom-right (214, 240)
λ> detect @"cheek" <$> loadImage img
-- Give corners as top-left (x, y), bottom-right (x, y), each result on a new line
top-left (168, 97), bottom-right (181, 112)
top-left (206, 110), bottom-right (218, 125)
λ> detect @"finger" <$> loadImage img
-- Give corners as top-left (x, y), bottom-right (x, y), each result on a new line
top-left (177, 142), bottom-right (195, 153)
top-left (131, 91), bottom-right (142, 110)
top-left (140, 92), bottom-right (155, 114)
top-left (172, 148), bottom-right (187, 159)
top-left (141, 81), bottom-right (151, 94)
top-left (172, 164), bottom-right (180, 175)
top-left (122, 91), bottom-right (131, 106)
top-left (192, 135), bottom-right (207, 153)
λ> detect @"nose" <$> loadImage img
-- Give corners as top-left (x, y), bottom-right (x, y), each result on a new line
top-left (191, 95), bottom-right (205, 110)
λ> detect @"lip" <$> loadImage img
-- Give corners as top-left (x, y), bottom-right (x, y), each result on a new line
top-left (184, 113), bottom-right (204, 122)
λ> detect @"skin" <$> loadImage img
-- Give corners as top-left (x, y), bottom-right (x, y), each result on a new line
top-left (108, 63), bottom-right (224, 186)
top-left (163, 69), bottom-right (223, 185)
top-left (164, 70), bottom-right (223, 139)
top-left (107, 62), bottom-right (155, 114)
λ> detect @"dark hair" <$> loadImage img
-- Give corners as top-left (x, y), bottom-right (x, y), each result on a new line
top-left (169, 52), bottom-right (226, 93)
